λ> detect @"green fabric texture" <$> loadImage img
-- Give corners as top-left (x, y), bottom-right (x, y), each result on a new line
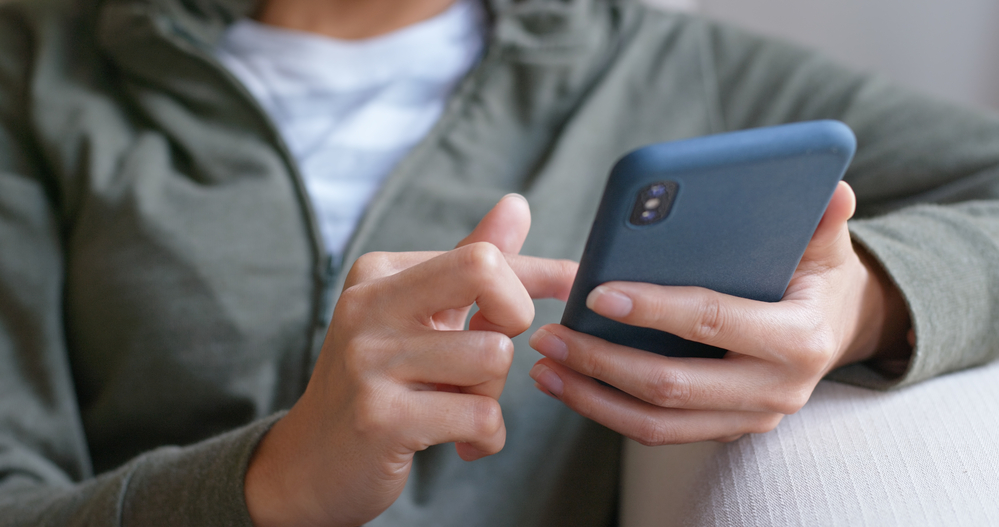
top-left (0, 0), bottom-right (997, 524)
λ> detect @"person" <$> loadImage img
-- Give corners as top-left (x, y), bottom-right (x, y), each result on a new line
top-left (0, 0), bottom-right (996, 524)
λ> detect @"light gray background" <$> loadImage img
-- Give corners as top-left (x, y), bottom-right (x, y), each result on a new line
top-left (645, 0), bottom-right (999, 111)
top-left (626, 3), bottom-right (999, 526)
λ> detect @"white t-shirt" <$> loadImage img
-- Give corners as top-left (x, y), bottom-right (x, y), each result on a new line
top-left (216, 0), bottom-right (487, 259)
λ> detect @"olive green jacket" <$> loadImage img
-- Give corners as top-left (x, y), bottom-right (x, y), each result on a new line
top-left (1, 0), bottom-right (997, 524)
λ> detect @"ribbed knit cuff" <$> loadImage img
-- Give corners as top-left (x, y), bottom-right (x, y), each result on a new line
top-left (829, 204), bottom-right (999, 390)
top-left (120, 412), bottom-right (286, 526)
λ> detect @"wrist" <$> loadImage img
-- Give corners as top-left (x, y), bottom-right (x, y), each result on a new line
top-left (245, 415), bottom-right (297, 527)
top-left (245, 407), bottom-right (333, 527)
top-left (843, 243), bottom-right (913, 375)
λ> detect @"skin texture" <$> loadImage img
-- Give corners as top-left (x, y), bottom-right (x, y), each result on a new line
top-left (528, 182), bottom-right (912, 445)
top-left (244, 196), bottom-right (579, 526)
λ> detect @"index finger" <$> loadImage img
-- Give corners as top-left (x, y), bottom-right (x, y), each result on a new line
top-left (505, 254), bottom-right (577, 302)
top-left (345, 251), bottom-right (577, 301)
top-left (371, 244), bottom-right (540, 336)
top-left (343, 251), bottom-right (444, 288)
top-left (586, 282), bottom-right (807, 362)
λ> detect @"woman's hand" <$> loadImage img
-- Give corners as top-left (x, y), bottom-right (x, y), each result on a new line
top-left (528, 182), bottom-right (913, 445)
top-left (244, 195), bottom-right (577, 527)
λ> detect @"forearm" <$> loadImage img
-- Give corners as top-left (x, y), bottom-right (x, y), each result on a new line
top-left (1, 416), bottom-right (278, 526)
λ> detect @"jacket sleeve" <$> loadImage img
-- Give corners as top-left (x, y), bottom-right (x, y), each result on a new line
top-left (701, 19), bottom-right (999, 389)
top-left (0, 8), bottom-right (278, 526)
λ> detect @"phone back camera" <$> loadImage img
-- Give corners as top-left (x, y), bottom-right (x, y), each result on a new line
top-left (629, 181), bottom-right (678, 226)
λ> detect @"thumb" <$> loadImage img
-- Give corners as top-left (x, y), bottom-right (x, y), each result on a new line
top-left (456, 194), bottom-right (532, 254)
top-left (801, 181), bottom-right (857, 266)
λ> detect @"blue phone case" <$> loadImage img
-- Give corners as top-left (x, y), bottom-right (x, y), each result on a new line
top-left (560, 120), bottom-right (857, 358)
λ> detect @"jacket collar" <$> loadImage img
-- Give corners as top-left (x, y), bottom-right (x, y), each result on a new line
top-left (93, 0), bottom-right (624, 136)
top-left (95, 0), bottom-right (613, 61)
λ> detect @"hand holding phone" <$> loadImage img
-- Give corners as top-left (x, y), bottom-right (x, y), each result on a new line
top-left (561, 120), bottom-right (856, 358)
top-left (528, 121), bottom-right (912, 445)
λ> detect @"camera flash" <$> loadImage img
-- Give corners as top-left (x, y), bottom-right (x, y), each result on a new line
top-left (644, 198), bottom-right (661, 209)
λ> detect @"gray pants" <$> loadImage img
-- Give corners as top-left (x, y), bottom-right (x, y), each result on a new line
top-left (621, 360), bottom-right (999, 526)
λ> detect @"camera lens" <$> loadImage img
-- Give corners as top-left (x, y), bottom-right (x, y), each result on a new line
top-left (629, 181), bottom-right (677, 226)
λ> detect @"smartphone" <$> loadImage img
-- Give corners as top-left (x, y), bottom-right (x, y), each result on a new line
top-left (560, 120), bottom-right (856, 358)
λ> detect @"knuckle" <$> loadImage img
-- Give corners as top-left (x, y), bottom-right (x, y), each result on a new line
top-left (769, 386), bottom-right (811, 415)
top-left (478, 334), bottom-right (515, 376)
top-left (575, 342), bottom-right (613, 380)
top-left (634, 416), bottom-right (679, 446)
top-left (748, 413), bottom-right (784, 435)
top-left (334, 284), bottom-right (371, 325)
top-left (463, 242), bottom-right (505, 275)
top-left (646, 368), bottom-right (694, 408)
top-left (348, 252), bottom-right (391, 283)
top-left (789, 385), bottom-right (814, 414)
top-left (688, 296), bottom-right (726, 343)
top-left (509, 304), bottom-right (535, 335)
top-left (352, 251), bottom-right (380, 270)
top-left (795, 325), bottom-right (839, 372)
top-left (462, 243), bottom-right (535, 335)
top-left (354, 391), bottom-right (396, 438)
top-left (470, 398), bottom-right (504, 438)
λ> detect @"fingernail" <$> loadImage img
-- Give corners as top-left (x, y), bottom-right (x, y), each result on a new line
top-left (529, 363), bottom-right (564, 397)
top-left (502, 193), bottom-right (528, 205)
top-left (587, 286), bottom-right (633, 318)
top-left (530, 329), bottom-right (568, 361)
